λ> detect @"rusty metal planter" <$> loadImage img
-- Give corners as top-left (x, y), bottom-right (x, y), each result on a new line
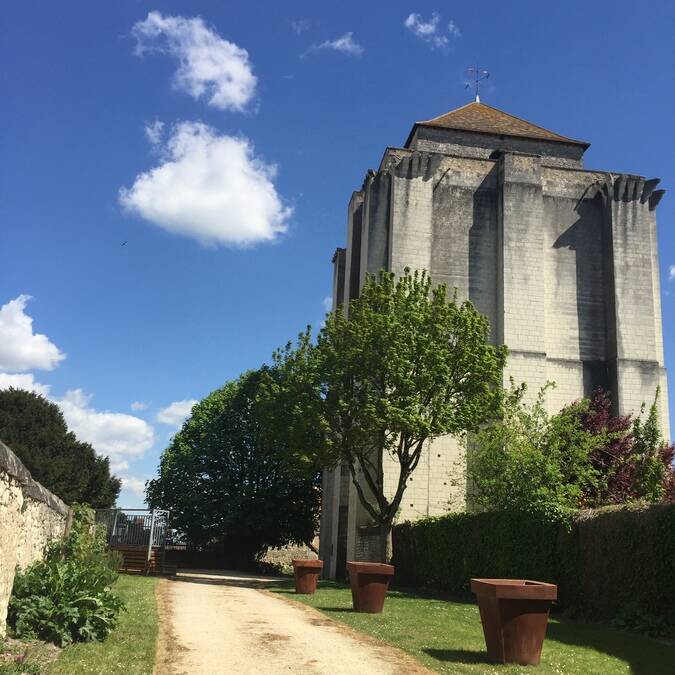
top-left (292, 559), bottom-right (323, 594)
top-left (347, 561), bottom-right (395, 613)
top-left (471, 578), bottom-right (557, 666)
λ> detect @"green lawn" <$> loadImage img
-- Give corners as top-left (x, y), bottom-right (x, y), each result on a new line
top-left (47, 575), bottom-right (158, 675)
top-left (269, 580), bottom-right (675, 675)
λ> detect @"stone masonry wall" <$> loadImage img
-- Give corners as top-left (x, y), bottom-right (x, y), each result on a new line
top-left (322, 135), bottom-right (670, 577)
top-left (0, 441), bottom-right (69, 636)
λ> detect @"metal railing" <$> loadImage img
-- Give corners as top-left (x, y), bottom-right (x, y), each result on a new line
top-left (95, 508), bottom-right (170, 549)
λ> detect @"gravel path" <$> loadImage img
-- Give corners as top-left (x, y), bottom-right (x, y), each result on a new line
top-left (153, 570), bottom-right (430, 675)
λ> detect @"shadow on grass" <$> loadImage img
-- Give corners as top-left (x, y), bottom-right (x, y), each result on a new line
top-left (423, 648), bottom-right (493, 665)
top-left (277, 581), bottom-right (675, 674)
top-left (547, 621), bottom-right (674, 675)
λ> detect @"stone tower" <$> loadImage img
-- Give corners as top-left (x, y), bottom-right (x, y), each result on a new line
top-left (319, 101), bottom-right (670, 578)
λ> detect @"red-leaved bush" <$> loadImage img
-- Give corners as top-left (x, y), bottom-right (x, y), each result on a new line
top-left (572, 389), bottom-right (675, 505)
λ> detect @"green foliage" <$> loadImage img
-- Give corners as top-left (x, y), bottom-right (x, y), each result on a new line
top-left (0, 389), bottom-right (120, 507)
top-left (265, 269), bottom-right (506, 546)
top-left (7, 505), bottom-right (124, 646)
top-left (393, 503), bottom-right (675, 626)
top-left (466, 383), bottom-right (606, 514)
top-left (466, 384), bottom-right (674, 514)
top-left (629, 391), bottom-right (675, 502)
top-left (146, 370), bottom-right (320, 564)
top-left (48, 575), bottom-right (158, 675)
top-left (613, 602), bottom-right (669, 638)
top-left (393, 510), bottom-right (564, 595)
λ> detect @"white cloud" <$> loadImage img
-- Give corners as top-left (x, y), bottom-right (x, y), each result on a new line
top-left (448, 20), bottom-right (461, 38)
top-left (309, 32), bottom-right (363, 56)
top-left (0, 295), bottom-right (65, 373)
top-left (668, 265), bottom-right (675, 281)
top-left (0, 298), bottom-right (155, 467)
top-left (0, 372), bottom-right (50, 396)
top-left (291, 19), bottom-right (310, 35)
top-left (120, 121), bottom-right (291, 247)
top-left (156, 399), bottom-right (198, 428)
top-left (58, 389), bottom-right (155, 463)
top-left (130, 401), bottom-right (148, 411)
top-left (111, 460), bottom-right (129, 473)
top-left (144, 120), bottom-right (165, 145)
top-left (132, 11), bottom-right (257, 111)
top-left (404, 13), bottom-right (460, 48)
top-left (121, 476), bottom-right (147, 497)
top-left (322, 296), bottom-right (332, 312)
top-left (0, 379), bottom-right (155, 464)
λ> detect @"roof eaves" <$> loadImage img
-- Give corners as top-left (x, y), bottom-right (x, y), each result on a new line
top-left (405, 122), bottom-right (590, 150)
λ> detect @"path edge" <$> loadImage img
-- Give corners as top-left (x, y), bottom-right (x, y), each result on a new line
top-left (258, 587), bottom-right (434, 675)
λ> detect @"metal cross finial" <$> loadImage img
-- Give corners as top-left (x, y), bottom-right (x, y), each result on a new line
top-left (465, 66), bottom-right (490, 103)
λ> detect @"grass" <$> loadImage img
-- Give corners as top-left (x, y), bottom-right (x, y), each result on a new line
top-left (47, 574), bottom-right (158, 675)
top-left (269, 579), bottom-right (675, 675)
top-left (0, 638), bottom-right (59, 674)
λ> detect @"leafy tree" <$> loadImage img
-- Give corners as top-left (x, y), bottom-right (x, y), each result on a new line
top-left (467, 384), bottom-right (675, 514)
top-left (613, 391), bottom-right (674, 503)
top-left (575, 389), bottom-right (635, 505)
top-left (264, 269), bottom-right (507, 561)
top-left (0, 388), bottom-right (120, 507)
top-left (563, 388), bottom-right (674, 505)
top-left (146, 370), bottom-right (321, 567)
top-left (466, 383), bottom-right (605, 516)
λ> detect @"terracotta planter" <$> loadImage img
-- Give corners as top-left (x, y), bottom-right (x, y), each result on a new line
top-left (471, 578), bottom-right (557, 666)
top-left (292, 559), bottom-right (323, 594)
top-left (346, 561), bottom-right (395, 613)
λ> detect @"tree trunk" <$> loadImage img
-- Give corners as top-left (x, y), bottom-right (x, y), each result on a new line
top-left (378, 522), bottom-right (393, 564)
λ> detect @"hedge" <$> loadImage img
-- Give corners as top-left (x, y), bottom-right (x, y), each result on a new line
top-left (392, 504), bottom-right (675, 623)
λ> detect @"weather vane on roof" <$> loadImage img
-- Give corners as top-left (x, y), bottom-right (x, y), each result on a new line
top-left (465, 66), bottom-right (490, 103)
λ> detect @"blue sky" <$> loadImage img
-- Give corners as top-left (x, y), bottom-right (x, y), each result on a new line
top-left (1, 1), bottom-right (674, 507)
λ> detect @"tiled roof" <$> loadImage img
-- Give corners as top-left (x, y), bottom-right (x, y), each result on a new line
top-left (406, 101), bottom-right (589, 148)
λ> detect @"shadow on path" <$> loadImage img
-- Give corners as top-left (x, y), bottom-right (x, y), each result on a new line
top-left (169, 569), bottom-right (284, 590)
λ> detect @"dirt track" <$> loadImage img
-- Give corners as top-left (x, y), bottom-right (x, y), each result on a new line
top-left (153, 570), bottom-right (430, 675)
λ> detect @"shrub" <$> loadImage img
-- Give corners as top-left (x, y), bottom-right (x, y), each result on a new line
top-left (7, 505), bottom-right (124, 646)
top-left (393, 510), bottom-right (565, 595)
top-left (466, 384), bottom-right (675, 514)
top-left (392, 503), bottom-right (675, 625)
top-left (465, 383), bottom-right (605, 514)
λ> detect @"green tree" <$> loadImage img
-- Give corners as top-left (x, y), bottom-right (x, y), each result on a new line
top-left (629, 391), bottom-right (675, 502)
top-left (265, 269), bottom-right (507, 561)
top-left (146, 370), bottom-right (321, 567)
top-left (0, 388), bottom-right (120, 507)
top-left (466, 384), bottom-right (675, 514)
top-left (465, 383), bottom-right (605, 516)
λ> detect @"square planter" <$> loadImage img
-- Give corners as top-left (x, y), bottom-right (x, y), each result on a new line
top-left (292, 559), bottom-right (323, 594)
top-left (471, 578), bottom-right (557, 666)
top-left (346, 561), bottom-right (395, 613)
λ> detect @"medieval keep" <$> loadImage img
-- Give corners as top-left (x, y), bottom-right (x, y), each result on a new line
top-left (318, 101), bottom-right (670, 578)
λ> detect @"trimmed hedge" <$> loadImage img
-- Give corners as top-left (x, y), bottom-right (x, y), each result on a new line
top-left (392, 504), bottom-right (675, 623)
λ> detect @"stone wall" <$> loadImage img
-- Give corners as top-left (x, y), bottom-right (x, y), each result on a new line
top-left (408, 127), bottom-right (585, 168)
top-left (0, 440), bottom-right (69, 636)
top-left (260, 537), bottom-right (319, 574)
